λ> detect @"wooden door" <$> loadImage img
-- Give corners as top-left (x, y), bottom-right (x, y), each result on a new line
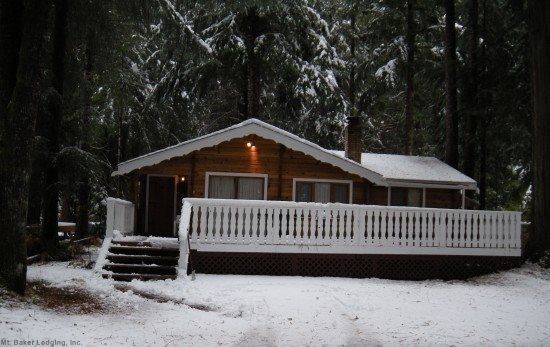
top-left (147, 175), bottom-right (175, 236)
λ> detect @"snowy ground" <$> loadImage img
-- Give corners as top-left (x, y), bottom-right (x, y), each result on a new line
top-left (1, 259), bottom-right (549, 346)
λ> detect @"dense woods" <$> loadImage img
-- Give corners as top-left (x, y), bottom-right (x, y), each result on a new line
top-left (0, 0), bottom-right (548, 293)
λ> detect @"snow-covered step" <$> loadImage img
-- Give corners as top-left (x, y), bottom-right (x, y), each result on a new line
top-left (103, 263), bottom-right (177, 276)
top-left (101, 237), bottom-right (181, 281)
top-left (111, 240), bottom-right (155, 247)
top-left (102, 273), bottom-right (177, 282)
top-left (108, 245), bottom-right (179, 257)
top-left (106, 254), bottom-right (179, 266)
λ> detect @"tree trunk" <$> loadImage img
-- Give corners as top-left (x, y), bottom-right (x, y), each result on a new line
top-left (246, 58), bottom-right (260, 118)
top-left (479, 0), bottom-right (488, 210)
top-left (528, 0), bottom-right (550, 257)
top-left (463, 0), bottom-right (479, 180)
top-left (242, 7), bottom-right (261, 119)
top-left (76, 179), bottom-right (90, 239)
top-left (0, 0), bottom-right (23, 118)
top-left (404, 0), bottom-right (415, 155)
top-left (444, 0), bottom-right (459, 168)
top-left (76, 30), bottom-right (94, 239)
top-left (26, 161), bottom-right (44, 225)
top-left (42, 0), bottom-right (67, 253)
top-left (349, 8), bottom-right (357, 119)
top-left (118, 111), bottom-right (129, 164)
top-left (0, 0), bottom-right (50, 294)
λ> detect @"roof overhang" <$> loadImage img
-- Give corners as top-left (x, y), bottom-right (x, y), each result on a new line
top-left (384, 179), bottom-right (477, 190)
top-left (113, 119), bottom-right (387, 185)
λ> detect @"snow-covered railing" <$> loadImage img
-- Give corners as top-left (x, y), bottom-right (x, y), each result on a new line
top-left (95, 197), bottom-right (135, 273)
top-left (178, 201), bottom-right (192, 276)
top-left (182, 198), bottom-right (522, 257)
top-left (105, 197), bottom-right (135, 238)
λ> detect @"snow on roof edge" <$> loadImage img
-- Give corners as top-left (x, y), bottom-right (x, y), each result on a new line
top-left (329, 150), bottom-right (476, 188)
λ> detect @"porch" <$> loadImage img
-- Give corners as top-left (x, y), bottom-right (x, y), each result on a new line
top-left (98, 197), bottom-right (522, 280)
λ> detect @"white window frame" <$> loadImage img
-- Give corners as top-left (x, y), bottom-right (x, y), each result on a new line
top-left (292, 178), bottom-right (353, 204)
top-left (205, 172), bottom-right (268, 200)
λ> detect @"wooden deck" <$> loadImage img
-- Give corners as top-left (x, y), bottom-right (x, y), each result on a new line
top-left (99, 197), bottom-right (522, 280)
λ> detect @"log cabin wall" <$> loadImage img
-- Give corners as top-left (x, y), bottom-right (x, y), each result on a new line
top-left (128, 135), bottom-right (463, 232)
top-left (136, 135), bottom-right (367, 203)
top-left (425, 188), bottom-right (462, 209)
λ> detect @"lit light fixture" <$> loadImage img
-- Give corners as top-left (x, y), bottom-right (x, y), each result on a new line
top-left (246, 141), bottom-right (253, 148)
top-left (251, 145), bottom-right (256, 150)
top-left (180, 177), bottom-right (186, 182)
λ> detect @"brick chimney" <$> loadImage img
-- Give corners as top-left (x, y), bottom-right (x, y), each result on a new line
top-left (344, 116), bottom-right (362, 163)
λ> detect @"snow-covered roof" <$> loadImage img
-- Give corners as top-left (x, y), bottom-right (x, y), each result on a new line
top-left (113, 118), bottom-right (476, 190)
top-left (329, 151), bottom-right (476, 189)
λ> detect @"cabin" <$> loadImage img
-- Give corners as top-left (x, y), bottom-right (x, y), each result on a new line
top-left (97, 118), bottom-right (522, 281)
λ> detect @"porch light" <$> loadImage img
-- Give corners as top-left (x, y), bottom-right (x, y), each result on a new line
top-left (180, 177), bottom-right (185, 182)
top-left (246, 141), bottom-right (253, 148)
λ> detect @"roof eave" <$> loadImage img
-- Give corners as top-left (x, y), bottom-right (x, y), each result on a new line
top-left (384, 178), bottom-right (477, 190)
top-left (112, 120), bottom-right (387, 185)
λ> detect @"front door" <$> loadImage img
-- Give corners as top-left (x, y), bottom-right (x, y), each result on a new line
top-left (147, 175), bottom-right (175, 236)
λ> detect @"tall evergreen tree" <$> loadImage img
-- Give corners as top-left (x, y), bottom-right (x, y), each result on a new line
top-left (528, 0), bottom-right (550, 257)
top-left (404, 0), bottom-right (415, 155)
top-left (444, 0), bottom-right (459, 168)
top-left (0, 0), bottom-right (50, 294)
top-left (462, 0), bottom-right (479, 180)
top-left (42, 0), bottom-right (68, 254)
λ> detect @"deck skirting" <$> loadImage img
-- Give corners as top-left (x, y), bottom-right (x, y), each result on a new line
top-left (188, 250), bottom-right (521, 280)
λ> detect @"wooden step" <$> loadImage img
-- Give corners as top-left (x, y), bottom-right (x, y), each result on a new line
top-left (106, 254), bottom-right (179, 266)
top-left (111, 238), bottom-right (179, 248)
top-left (108, 245), bottom-right (179, 257)
top-left (111, 240), bottom-right (154, 247)
top-left (102, 273), bottom-right (177, 282)
top-left (103, 263), bottom-right (177, 275)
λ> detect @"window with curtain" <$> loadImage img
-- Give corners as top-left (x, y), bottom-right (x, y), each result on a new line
top-left (295, 181), bottom-right (351, 203)
top-left (208, 175), bottom-right (265, 200)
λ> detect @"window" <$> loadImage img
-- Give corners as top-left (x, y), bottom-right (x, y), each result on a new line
top-left (206, 172), bottom-right (267, 200)
top-left (294, 179), bottom-right (352, 203)
top-left (390, 187), bottom-right (423, 207)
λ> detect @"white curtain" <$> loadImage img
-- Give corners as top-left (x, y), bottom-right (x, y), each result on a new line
top-left (314, 183), bottom-right (331, 203)
top-left (238, 177), bottom-right (264, 200)
top-left (208, 176), bottom-right (235, 199)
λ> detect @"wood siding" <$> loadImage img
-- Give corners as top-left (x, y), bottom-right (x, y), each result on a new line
top-left (129, 135), bottom-right (463, 232)
top-left (136, 136), bottom-right (367, 203)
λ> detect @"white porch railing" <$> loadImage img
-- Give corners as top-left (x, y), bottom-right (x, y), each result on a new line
top-left (181, 198), bottom-right (521, 258)
top-left (105, 197), bottom-right (135, 238)
top-left (95, 197), bottom-right (135, 272)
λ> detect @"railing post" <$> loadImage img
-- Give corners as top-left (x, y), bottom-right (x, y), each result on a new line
top-left (356, 208), bottom-right (366, 245)
top-left (178, 200), bottom-right (192, 278)
top-left (105, 198), bottom-right (115, 239)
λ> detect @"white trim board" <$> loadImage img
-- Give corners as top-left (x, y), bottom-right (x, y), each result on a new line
top-left (190, 243), bottom-right (521, 257)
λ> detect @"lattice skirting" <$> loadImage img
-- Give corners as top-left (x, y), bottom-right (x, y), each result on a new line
top-left (188, 251), bottom-right (521, 280)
